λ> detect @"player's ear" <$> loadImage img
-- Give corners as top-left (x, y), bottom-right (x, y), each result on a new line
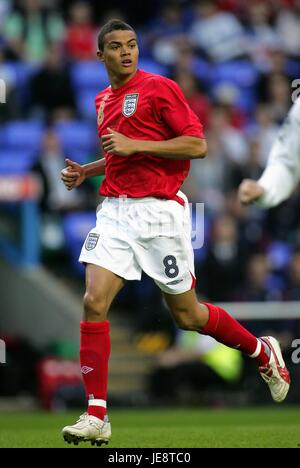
top-left (97, 50), bottom-right (105, 62)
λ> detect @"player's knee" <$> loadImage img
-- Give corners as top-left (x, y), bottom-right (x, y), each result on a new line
top-left (83, 292), bottom-right (109, 321)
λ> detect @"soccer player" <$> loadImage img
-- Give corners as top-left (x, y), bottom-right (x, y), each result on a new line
top-left (61, 19), bottom-right (290, 446)
top-left (238, 97), bottom-right (300, 207)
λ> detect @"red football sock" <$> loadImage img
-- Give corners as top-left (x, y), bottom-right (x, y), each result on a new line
top-left (80, 320), bottom-right (110, 421)
top-left (201, 303), bottom-right (269, 367)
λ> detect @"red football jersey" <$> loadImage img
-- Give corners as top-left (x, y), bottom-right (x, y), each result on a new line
top-left (95, 69), bottom-right (205, 205)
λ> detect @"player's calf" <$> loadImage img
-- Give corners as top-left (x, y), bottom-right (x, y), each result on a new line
top-left (164, 291), bottom-right (209, 331)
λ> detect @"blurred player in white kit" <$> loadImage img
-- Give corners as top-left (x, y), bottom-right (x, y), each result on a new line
top-left (239, 98), bottom-right (300, 207)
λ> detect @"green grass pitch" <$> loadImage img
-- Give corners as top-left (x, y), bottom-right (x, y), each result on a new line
top-left (0, 407), bottom-right (299, 448)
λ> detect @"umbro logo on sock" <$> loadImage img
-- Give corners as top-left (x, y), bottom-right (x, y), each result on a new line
top-left (81, 366), bottom-right (94, 374)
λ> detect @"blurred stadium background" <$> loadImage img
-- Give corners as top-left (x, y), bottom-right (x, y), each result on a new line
top-left (1, 0), bottom-right (300, 419)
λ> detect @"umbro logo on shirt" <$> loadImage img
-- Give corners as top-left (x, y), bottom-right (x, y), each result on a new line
top-left (81, 366), bottom-right (94, 374)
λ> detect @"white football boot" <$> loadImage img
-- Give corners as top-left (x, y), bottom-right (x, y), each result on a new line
top-left (259, 336), bottom-right (290, 403)
top-left (62, 413), bottom-right (111, 446)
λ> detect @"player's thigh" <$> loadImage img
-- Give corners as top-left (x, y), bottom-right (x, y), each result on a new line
top-left (163, 289), bottom-right (208, 330)
top-left (85, 263), bottom-right (125, 310)
top-left (134, 226), bottom-right (194, 295)
top-left (134, 198), bottom-right (195, 295)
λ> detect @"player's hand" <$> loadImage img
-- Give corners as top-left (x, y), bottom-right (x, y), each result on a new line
top-left (101, 127), bottom-right (137, 157)
top-left (61, 158), bottom-right (86, 190)
top-left (238, 179), bottom-right (265, 205)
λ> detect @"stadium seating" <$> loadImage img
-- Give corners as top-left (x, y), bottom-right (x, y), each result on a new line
top-left (54, 120), bottom-right (97, 157)
top-left (286, 59), bottom-right (300, 78)
top-left (0, 127), bottom-right (4, 150)
top-left (5, 61), bottom-right (40, 106)
top-left (3, 121), bottom-right (44, 153)
top-left (212, 60), bottom-right (258, 88)
top-left (5, 61), bottom-right (39, 87)
top-left (76, 88), bottom-right (100, 120)
top-left (138, 58), bottom-right (167, 76)
top-left (267, 240), bottom-right (293, 271)
top-left (66, 147), bottom-right (95, 165)
top-left (210, 60), bottom-right (259, 112)
top-left (71, 60), bottom-right (109, 91)
top-left (0, 149), bottom-right (38, 174)
top-left (191, 57), bottom-right (212, 85)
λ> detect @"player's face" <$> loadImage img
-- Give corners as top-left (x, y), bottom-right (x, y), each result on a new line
top-left (98, 30), bottom-right (139, 78)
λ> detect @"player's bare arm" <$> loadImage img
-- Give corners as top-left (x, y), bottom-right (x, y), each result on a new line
top-left (238, 179), bottom-right (265, 205)
top-left (61, 158), bottom-right (105, 191)
top-left (102, 127), bottom-right (207, 160)
top-left (136, 135), bottom-right (207, 160)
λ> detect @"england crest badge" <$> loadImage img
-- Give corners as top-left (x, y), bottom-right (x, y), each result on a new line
top-left (122, 93), bottom-right (139, 117)
top-left (85, 233), bottom-right (99, 251)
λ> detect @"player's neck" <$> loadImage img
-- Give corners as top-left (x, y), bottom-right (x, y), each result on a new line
top-left (109, 70), bottom-right (138, 89)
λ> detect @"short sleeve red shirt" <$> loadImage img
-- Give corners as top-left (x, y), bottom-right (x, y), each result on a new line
top-left (95, 69), bottom-right (205, 205)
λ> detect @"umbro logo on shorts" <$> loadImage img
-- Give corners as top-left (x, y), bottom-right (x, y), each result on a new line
top-left (85, 233), bottom-right (99, 251)
top-left (81, 366), bottom-right (94, 374)
top-left (166, 279), bottom-right (183, 285)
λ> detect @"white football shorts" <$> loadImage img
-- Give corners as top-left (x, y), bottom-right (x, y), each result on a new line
top-left (79, 191), bottom-right (196, 295)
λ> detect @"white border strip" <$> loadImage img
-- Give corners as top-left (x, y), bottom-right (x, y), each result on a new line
top-left (88, 399), bottom-right (107, 408)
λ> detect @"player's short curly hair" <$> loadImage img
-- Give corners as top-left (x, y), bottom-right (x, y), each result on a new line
top-left (97, 19), bottom-right (136, 51)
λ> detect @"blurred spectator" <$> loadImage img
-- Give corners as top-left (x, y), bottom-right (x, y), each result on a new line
top-left (247, 104), bottom-right (280, 165)
top-left (29, 43), bottom-right (76, 121)
top-left (64, 2), bottom-right (96, 61)
top-left (100, 8), bottom-right (127, 26)
top-left (32, 129), bottom-right (84, 213)
top-left (189, 0), bottom-right (247, 62)
top-left (217, 0), bottom-right (241, 13)
top-left (264, 73), bottom-right (291, 123)
top-left (286, 249), bottom-right (300, 300)
top-left (0, 48), bottom-right (20, 121)
top-left (237, 254), bottom-right (287, 336)
top-left (183, 131), bottom-right (227, 213)
top-left (236, 254), bottom-right (280, 301)
top-left (209, 104), bottom-right (248, 164)
top-left (256, 48), bottom-right (290, 101)
top-left (236, 254), bottom-right (293, 342)
top-left (276, 0), bottom-right (300, 58)
top-left (144, 1), bottom-right (187, 65)
top-left (212, 84), bottom-right (247, 130)
top-left (0, 0), bottom-right (11, 36)
top-left (263, 187), bottom-right (300, 242)
top-left (174, 71), bottom-right (211, 129)
top-left (230, 139), bottom-right (265, 190)
top-left (196, 214), bottom-right (246, 301)
top-left (244, 1), bottom-right (281, 70)
top-left (170, 42), bottom-right (211, 88)
top-left (4, 0), bottom-right (64, 62)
